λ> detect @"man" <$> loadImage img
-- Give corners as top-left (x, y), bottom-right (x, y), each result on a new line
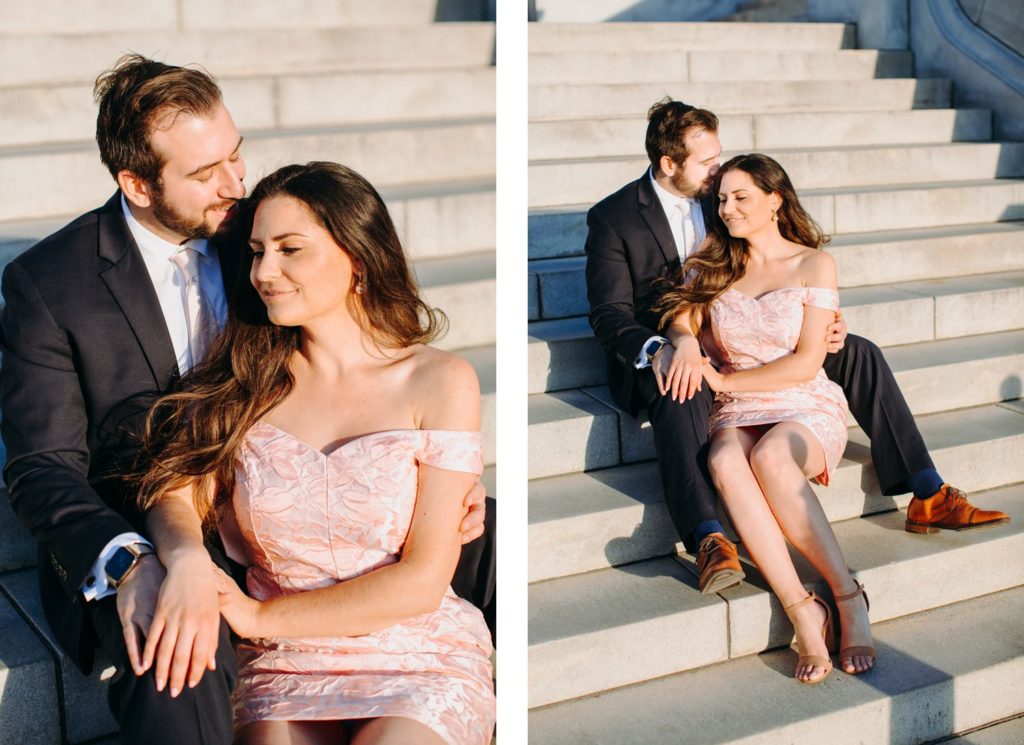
top-left (584, 98), bottom-right (1009, 594)
top-left (0, 55), bottom-right (489, 744)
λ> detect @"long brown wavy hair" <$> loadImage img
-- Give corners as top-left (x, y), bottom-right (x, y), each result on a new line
top-left (134, 161), bottom-right (447, 527)
top-left (652, 153), bottom-right (829, 337)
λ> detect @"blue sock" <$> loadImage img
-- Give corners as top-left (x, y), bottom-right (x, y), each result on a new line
top-left (694, 519), bottom-right (725, 546)
top-left (909, 469), bottom-right (944, 500)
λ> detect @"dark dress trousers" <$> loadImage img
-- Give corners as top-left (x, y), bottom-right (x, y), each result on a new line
top-left (584, 172), bottom-right (934, 553)
top-left (0, 193), bottom-right (494, 742)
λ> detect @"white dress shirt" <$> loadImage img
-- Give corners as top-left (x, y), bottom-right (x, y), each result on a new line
top-left (82, 197), bottom-right (230, 601)
top-left (634, 168), bottom-right (708, 369)
top-left (121, 194), bottom-right (228, 374)
top-left (649, 166), bottom-right (706, 260)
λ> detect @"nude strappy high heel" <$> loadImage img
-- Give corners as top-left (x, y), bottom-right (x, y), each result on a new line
top-left (834, 581), bottom-right (876, 675)
top-left (783, 592), bottom-right (833, 685)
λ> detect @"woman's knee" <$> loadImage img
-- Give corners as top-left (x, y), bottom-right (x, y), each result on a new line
top-left (708, 439), bottom-right (749, 488)
top-left (749, 436), bottom-right (798, 482)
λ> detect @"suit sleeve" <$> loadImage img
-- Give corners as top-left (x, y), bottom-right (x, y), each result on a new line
top-left (584, 204), bottom-right (660, 370)
top-left (0, 260), bottom-right (136, 598)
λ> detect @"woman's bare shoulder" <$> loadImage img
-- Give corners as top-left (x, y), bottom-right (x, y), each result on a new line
top-left (405, 346), bottom-right (480, 429)
top-left (796, 247), bottom-right (837, 288)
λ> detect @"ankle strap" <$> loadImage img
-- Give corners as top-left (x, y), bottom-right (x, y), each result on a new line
top-left (783, 591), bottom-right (816, 612)
top-left (833, 581), bottom-right (864, 603)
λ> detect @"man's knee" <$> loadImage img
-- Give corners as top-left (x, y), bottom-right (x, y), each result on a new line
top-left (842, 333), bottom-right (883, 364)
top-left (112, 631), bottom-right (236, 745)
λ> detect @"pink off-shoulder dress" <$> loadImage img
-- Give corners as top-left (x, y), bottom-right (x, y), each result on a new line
top-left (705, 286), bottom-right (849, 485)
top-left (226, 424), bottom-right (495, 744)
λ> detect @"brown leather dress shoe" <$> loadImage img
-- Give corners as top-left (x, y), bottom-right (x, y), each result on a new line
top-left (905, 484), bottom-right (1011, 534)
top-left (696, 533), bottom-right (745, 594)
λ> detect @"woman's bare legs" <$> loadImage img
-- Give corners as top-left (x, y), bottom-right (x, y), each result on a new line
top-left (707, 426), bottom-right (829, 683)
top-left (350, 717), bottom-right (446, 745)
top-left (235, 720), bottom-right (348, 745)
top-left (748, 422), bottom-right (875, 674)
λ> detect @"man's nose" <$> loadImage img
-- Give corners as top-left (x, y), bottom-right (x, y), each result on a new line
top-left (220, 160), bottom-right (246, 198)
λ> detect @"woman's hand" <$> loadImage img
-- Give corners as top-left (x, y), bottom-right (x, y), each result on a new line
top-left (212, 566), bottom-right (262, 639)
top-left (701, 359), bottom-right (729, 393)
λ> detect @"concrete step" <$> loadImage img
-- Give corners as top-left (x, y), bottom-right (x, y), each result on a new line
top-left (528, 180), bottom-right (1024, 258)
top-left (529, 141), bottom-right (1024, 208)
top-left (529, 78), bottom-right (951, 120)
top-left (0, 25), bottom-right (496, 88)
top-left (0, 120), bottom-right (495, 223)
top-left (946, 716), bottom-right (1024, 744)
top-left (0, 568), bottom-right (116, 744)
top-left (529, 49), bottom-right (912, 85)
top-left (528, 223), bottom-right (1024, 323)
top-left (529, 582), bottom-right (1024, 742)
top-left (726, 0), bottom-right (810, 22)
top-left (0, 586), bottom-right (61, 743)
top-left (532, 298), bottom-right (1024, 399)
top-left (417, 251), bottom-right (495, 352)
top-left (528, 22), bottom-right (854, 52)
top-left (528, 108), bottom-right (993, 160)
top-left (529, 483), bottom-right (1024, 707)
top-left (0, 0), bottom-right (481, 34)
top-left (529, 368), bottom-right (1024, 479)
top-left (0, 68), bottom-right (496, 148)
top-left (0, 182), bottom-right (495, 265)
top-left (536, 266), bottom-right (1024, 345)
top-left (459, 344), bottom-right (496, 468)
top-left (529, 394), bottom-right (1024, 579)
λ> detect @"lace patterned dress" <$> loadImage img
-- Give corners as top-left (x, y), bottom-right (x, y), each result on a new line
top-left (226, 423), bottom-right (495, 744)
top-left (705, 286), bottom-right (849, 485)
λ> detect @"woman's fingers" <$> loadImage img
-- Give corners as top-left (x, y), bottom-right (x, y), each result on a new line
top-left (166, 622), bottom-right (196, 697)
top-left (147, 617), bottom-right (176, 692)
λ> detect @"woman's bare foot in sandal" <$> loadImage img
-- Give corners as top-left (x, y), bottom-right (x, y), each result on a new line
top-left (785, 593), bottom-right (832, 684)
top-left (834, 581), bottom-right (876, 674)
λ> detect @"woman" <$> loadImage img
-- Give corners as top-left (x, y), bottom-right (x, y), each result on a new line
top-left (655, 153), bottom-right (876, 685)
top-left (137, 162), bottom-right (495, 743)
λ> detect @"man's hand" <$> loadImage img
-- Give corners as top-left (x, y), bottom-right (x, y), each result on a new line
top-left (654, 336), bottom-right (704, 402)
top-left (826, 309), bottom-right (847, 353)
top-left (116, 553), bottom-right (164, 677)
top-left (136, 549), bottom-right (220, 697)
top-left (459, 480), bottom-right (487, 544)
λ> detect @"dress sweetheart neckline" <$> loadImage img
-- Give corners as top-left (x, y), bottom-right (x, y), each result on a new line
top-left (249, 420), bottom-right (480, 458)
top-left (724, 286), bottom-right (836, 302)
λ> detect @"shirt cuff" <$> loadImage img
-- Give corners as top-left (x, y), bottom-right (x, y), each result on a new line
top-left (82, 532), bottom-right (154, 602)
top-left (633, 335), bottom-right (671, 370)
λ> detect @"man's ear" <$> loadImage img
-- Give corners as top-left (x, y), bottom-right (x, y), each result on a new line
top-left (658, 155), bottom-right (678, 178)
top-left (117, 170), bottom-right (153, 209)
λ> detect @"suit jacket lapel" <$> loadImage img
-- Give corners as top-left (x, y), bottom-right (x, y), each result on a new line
top-left (95, 193), bottom-right (179, 388)
top-left (637, 171), bottom-right (679, 267)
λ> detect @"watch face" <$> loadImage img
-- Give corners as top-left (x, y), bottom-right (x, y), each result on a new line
top-left (106, 546), bottom-right (136, 583)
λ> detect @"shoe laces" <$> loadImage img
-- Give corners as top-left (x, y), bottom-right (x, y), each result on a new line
top-left (699, 534), bottom-right (724, 553)
top-left (944, 485), bottom-right (967, 510)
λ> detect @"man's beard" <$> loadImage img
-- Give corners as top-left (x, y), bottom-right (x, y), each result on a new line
top-left (670, 169), bottom-right (708, 200)
top-left (149, 182), bottom-right (235, 241)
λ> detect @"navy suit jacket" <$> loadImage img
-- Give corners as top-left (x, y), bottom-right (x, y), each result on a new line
top-left (0, 193), bottom-right (240, 670)
top-left (584, 171), bottom-right (711, 416)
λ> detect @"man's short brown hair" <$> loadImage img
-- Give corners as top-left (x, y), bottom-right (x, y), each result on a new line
top-left (93, 54), bottom-right (223, 184)
top-left (645, 97), bottom-right (719, 170)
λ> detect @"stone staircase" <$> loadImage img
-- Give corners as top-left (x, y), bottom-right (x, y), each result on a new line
top-left (0, 2), bottom-right (494, 742)
top-left (527, 21), bottom-right (1024, 744)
